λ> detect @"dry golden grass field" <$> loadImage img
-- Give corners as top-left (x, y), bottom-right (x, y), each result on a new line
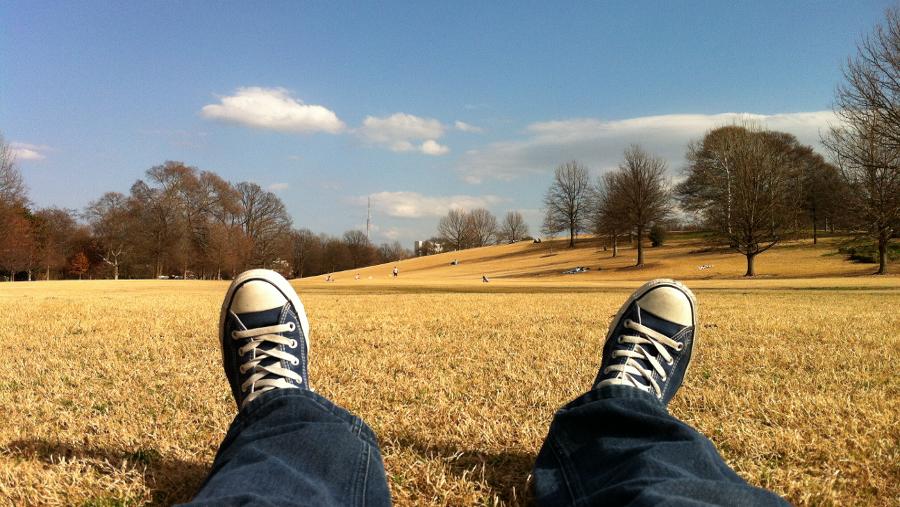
top-left (0, 237), bottom-right (898, 506)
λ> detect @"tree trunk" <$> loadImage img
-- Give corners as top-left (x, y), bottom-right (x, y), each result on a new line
top-left (113, 262), bottom-right (119, 281)
top-left (635, 228), bottom-right (644, 267)
top-left (611, 233), bottom-right (618, 258)
top-left (745, 253), bottom-right (756, 277)
top-left (812, 209), bottom-right (817, 245)
top-left (876, 236), bottom-right (887, 275)
top-left (569, 225), bottom-right (575, 248)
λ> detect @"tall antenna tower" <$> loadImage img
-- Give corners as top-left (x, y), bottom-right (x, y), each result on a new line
top-left (366, 195), bottom-right (371, 241)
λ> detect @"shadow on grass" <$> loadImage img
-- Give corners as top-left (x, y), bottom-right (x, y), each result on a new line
top-left (388, 433), bottom-right (536, 505)
top-left (1, 438), bottom-right (209, 505)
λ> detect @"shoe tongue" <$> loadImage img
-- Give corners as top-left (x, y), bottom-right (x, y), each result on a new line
top-left (614, 305), bottom-right (686, 386)
top-left (637, 308), bottom-right (685, 338)
top-left (236, 306), bottom-right (288, 376)
top-left (236, 306), bottom-right (284, 330)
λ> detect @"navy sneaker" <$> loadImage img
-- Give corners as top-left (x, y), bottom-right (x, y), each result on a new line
top-left (219, 269), bottom-right (311, 409)
top-left (594, 279), bottom-right (697, 405)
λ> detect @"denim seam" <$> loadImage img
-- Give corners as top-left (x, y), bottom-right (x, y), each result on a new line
top-left (361, 444), bottom-right (372, 506)
top-left (351, 439), bottom-right (370, 506)
top-left (549, 425), bottom-right (584, 506)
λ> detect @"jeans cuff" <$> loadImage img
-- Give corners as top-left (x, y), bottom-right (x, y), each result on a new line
top-left (564, 384), bottom-right (664, 410)
top-left (239, 387), bottom-right (327, 418)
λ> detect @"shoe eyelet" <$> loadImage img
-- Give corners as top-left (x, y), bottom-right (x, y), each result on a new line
top-left (289, 339), bottom-right (298, 348)
top-left (676, 343), bottom-right (685, 351)
top-left (667, 359), bottom-right (674, 366)
top-left (617, 336), bottom-right (623, 344)
top-left (291, 359), bottom-right (300, 366)
top-left (288, 322), bottom-right (296, 331)
top-left (231, 331), bottom-right (239, 339)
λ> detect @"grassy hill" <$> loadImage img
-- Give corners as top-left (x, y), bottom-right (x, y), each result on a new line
top-left (303, 234), bottom-right (896, 287)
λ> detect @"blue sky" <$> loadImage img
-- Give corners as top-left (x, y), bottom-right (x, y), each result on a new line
top-left (1, 1), bottom-right (893, 244)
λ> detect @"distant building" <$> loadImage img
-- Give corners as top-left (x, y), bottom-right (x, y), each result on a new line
top-left (415, 240), bottom-right (444, 257)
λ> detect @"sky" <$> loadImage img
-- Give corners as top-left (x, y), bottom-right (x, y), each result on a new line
top-left (1, 1), bottom-right (895, 245)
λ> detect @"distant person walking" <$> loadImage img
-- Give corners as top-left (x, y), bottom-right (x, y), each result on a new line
top-left (392, 266), bottom-right (399, 278)
top-left (185, 272), bottom-right (789, 507)
top-left (482, 274), bottom-right (490, 283)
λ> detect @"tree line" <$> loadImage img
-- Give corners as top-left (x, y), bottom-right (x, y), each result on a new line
top-left (0, 155), bottom-right (411, 281)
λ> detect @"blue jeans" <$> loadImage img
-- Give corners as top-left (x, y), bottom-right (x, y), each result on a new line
top-left (184, 387), bottom-right (788, 506)
top-left (532, 386), bottom-right (789, 506)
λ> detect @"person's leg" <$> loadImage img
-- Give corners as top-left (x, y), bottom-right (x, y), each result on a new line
top-left (181, 269), bottom-right (390, 507)
top-left (532, 279), bottom-right (789, 506)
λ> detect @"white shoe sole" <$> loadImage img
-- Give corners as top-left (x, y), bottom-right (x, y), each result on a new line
top-left (218, 269), bottom-right (311, 371)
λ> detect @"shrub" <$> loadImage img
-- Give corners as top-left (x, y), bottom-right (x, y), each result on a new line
top-left (649, 225), bottom-right (667, 247)
top-left (838, 239), bottom-right (900, 263)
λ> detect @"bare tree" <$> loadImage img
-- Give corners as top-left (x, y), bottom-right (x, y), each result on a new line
top-left (798, 148), bottom-right (845, 244)
top-left (678, 127), bottom-right (801, 276)
top-left (85, 192), bottom-right (131, 280)
top-left (34, 207), bottom-right (79, 280)
top-left (544, 161), bottom-right (590, 247)
top-left (0, 212), bottom-right (35, 281)
top-left (236, 182), bottom-right (292, 268)
top-left (288, 228), bottom-right (319, 278)
top-left (378, 241), bottom-right (411, 263)
top-left (592, 172), bottom-right (627, 258)
top-left (822, 7), bottom-right (900, 274)
top-left (0, 134), bottom-right (28, 209)
top-left (824, 120), bottom-right (900, 274)
top-left (466, 208), bottom-right (498, 247)
top-left (343, 229), bottom-right (374, 268)
top-left (606, 146), bottom-right (671, 267)
top-left (499, 210), bottom-right (529, 243)
top-left (438, 209), bottom-right (470, 250)
top-left (0, 134), bottom-right (32, 277)
top-left (541, 207), bottom-right (565, 254)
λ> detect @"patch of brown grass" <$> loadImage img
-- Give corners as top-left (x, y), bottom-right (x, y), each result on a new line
top-left (327, 235), bottom-right (896, 284)
top-left (0, 279), bottom-right (897, 505)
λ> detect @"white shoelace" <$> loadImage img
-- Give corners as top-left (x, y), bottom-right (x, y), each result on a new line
top-left (597, 318), bottom-right (684, 398)
top-left (231, 320), bottom-right (302, 406)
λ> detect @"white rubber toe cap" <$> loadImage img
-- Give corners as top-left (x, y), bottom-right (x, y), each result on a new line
top-left (231, 280), bottom-right (288, 314)
top-left (637, 286), bottom-right (694, 327)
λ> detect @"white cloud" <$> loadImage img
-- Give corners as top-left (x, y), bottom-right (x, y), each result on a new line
top-left (455, 120), bottom-right (483, 133)
top-left (358, 191), bottom-right (505, 218)
top-left (201, 87), bottom-right (345, 134)
top-left (420, 139), bottom-right (450, 155)
top-left (268, 182), bottom-right (289, 192)
top-left (357, 113), bottom-right (450, 155)
top-left (458, 111), bottom-right (839, 183)
top-left (10, 142), bottom-right (49, 161)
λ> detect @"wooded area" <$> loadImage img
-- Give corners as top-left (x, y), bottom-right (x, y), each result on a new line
top-left (0, 155), bottom-right (411, 281)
